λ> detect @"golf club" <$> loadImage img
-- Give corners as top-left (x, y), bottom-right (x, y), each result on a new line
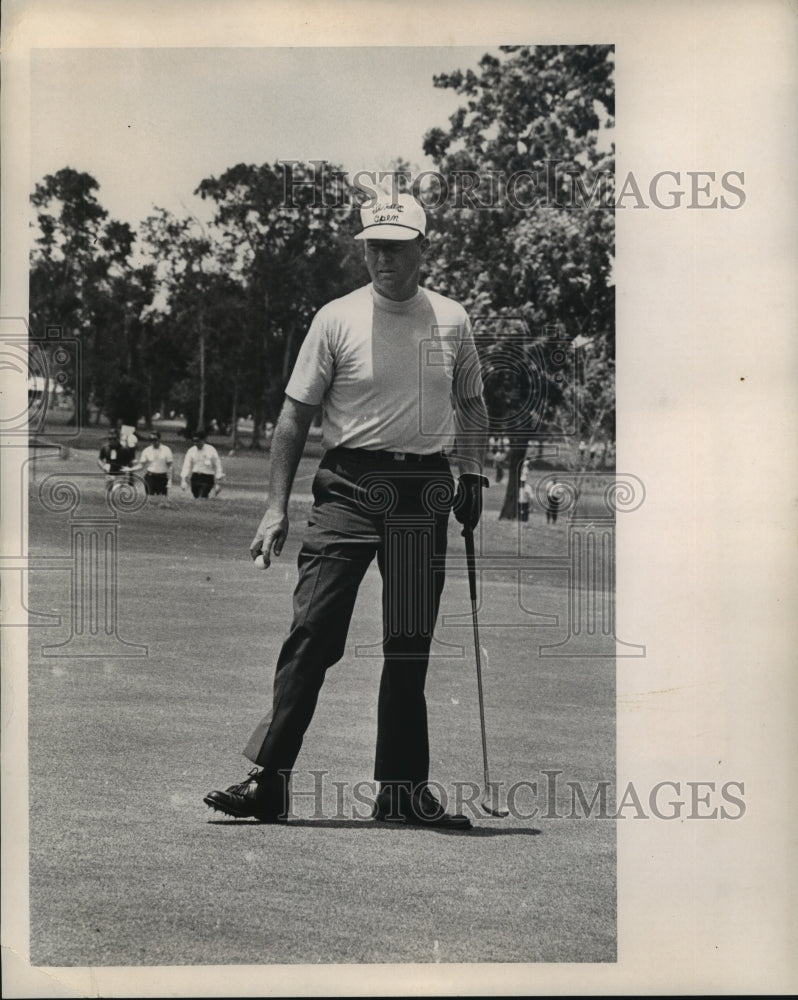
top-left (462, 523), bottom-right (509, 818)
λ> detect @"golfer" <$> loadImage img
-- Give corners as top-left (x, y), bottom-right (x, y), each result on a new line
top-left (546, 478), bottom-right (562, 524)
top-left (97, 428), bottom-right (136, 491)
top-left (138, 431), bottom-right (174, 498)
top-left (180, 429), bottom-right (223, 498)
top-left (205, 191), bottom-right (488, 830)
top-left (518, 477), bottom-right (533, 523)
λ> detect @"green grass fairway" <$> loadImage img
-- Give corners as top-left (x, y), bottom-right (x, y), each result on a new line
top-left (25, 446), bottom-right (616, 967)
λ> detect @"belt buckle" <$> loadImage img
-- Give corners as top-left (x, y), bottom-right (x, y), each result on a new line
top-left (392, 452), bottom-right (406, 462)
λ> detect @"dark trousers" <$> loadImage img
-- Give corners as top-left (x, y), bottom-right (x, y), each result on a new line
top-left (243, 447), bottom-right (454, 791)
top-left (145, 472), bottom-right (169, 496)
top-left (191, 473), bottom-right (215, 498)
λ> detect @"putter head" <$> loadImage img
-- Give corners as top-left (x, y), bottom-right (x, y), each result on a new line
top-left (480, 799), bottom-right (510, 818)
top-left (480, 786), bottom-right (510, 818)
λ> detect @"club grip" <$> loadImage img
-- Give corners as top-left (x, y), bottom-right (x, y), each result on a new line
top-left (462, 525), bottom-right (478, 603)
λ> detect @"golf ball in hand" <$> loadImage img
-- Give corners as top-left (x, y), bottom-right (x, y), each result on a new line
top-left (254, 554), bottom-right (268, 569)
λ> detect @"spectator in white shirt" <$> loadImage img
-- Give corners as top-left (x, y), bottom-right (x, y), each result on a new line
top-left (518, 478), bottom-right (533, 523)
top-left (139, 431), bottom-right (174, 499)
top-left (180, 429), bottom-right (224, 499)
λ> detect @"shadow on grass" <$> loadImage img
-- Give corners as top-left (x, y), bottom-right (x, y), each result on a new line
top-left (207, 818), bottom-right (542, 836)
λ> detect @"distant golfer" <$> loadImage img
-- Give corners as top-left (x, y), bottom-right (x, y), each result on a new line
top-left (180, 429), bottom-right (223, 498)
top-left (546, 478), bottom-right (562, 524)
top-left (205, 190), bottom-right (488, 830)
top-left (97, 428), bottom-right (136, 491)
top-left (138, 431), bottom-right (174, 499)
top-left (518, 478), bottom-right (533, 523)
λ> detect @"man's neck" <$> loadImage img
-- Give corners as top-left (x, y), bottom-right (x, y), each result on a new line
top-left (372, 281), bottom-right (421, 303)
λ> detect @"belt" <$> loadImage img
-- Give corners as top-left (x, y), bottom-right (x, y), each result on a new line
top-left (333, 446), bottom-right (446, 465)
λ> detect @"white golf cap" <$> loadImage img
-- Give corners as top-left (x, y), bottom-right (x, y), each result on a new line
top-left (354, 192), bottom-right (427, 241)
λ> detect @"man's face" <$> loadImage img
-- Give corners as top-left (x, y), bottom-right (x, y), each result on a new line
top-left (364, 236), bottom-right (429, 301)
top-left (193, 437), bottom-right (204, 449)
top-left (151, 437), bottom-right (160, 449)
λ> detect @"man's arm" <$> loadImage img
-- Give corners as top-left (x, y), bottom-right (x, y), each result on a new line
top-left (451, 317), bottom-right (489, 476)
top-left (453, 391), bottom-right (489, 477)
top-left (249, 395), bottom-right (320, 567)
top-left (452, 387), bottom-right (490, 530)
top-left (179, 448), bottom-right (192, 489)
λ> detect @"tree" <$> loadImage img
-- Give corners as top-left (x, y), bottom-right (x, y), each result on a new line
top-left (194, 161), bottom-right (364, 446)
top-left (555, 332), bottom-right (615, 470)
top-left (140, 208), bottom-right (233, 436)
top-left (420, 45), bottom-right (616, 518)
top-left (30, 168), bottom-right (147, 426)
top-left (90, 261), bottom-right (159, 427)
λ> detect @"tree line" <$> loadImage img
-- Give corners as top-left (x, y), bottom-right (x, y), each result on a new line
top-left (30, 45), bottom-right (616, 515)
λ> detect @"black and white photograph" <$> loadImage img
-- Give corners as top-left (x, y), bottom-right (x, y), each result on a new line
top-left (2, 1), bottom-right (796, 997)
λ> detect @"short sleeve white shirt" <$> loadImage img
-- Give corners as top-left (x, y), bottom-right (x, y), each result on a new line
top-left (286, 283), bottom-right (483, 454)
top-left (140, 444), bottom-right (174, 475)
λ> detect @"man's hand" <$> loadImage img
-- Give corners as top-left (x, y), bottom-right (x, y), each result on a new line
top-left (250, 507), bottom-right (289, 569)
top-left (453, 473), bottom-right (489, 530)
top-left (248, 396), bottom-right (316, 568)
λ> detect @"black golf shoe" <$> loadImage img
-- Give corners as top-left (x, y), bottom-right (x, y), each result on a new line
top-left (204, 768), bottom-right (288, 823)
top-left (373, 784), bottom-right (472, 831)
